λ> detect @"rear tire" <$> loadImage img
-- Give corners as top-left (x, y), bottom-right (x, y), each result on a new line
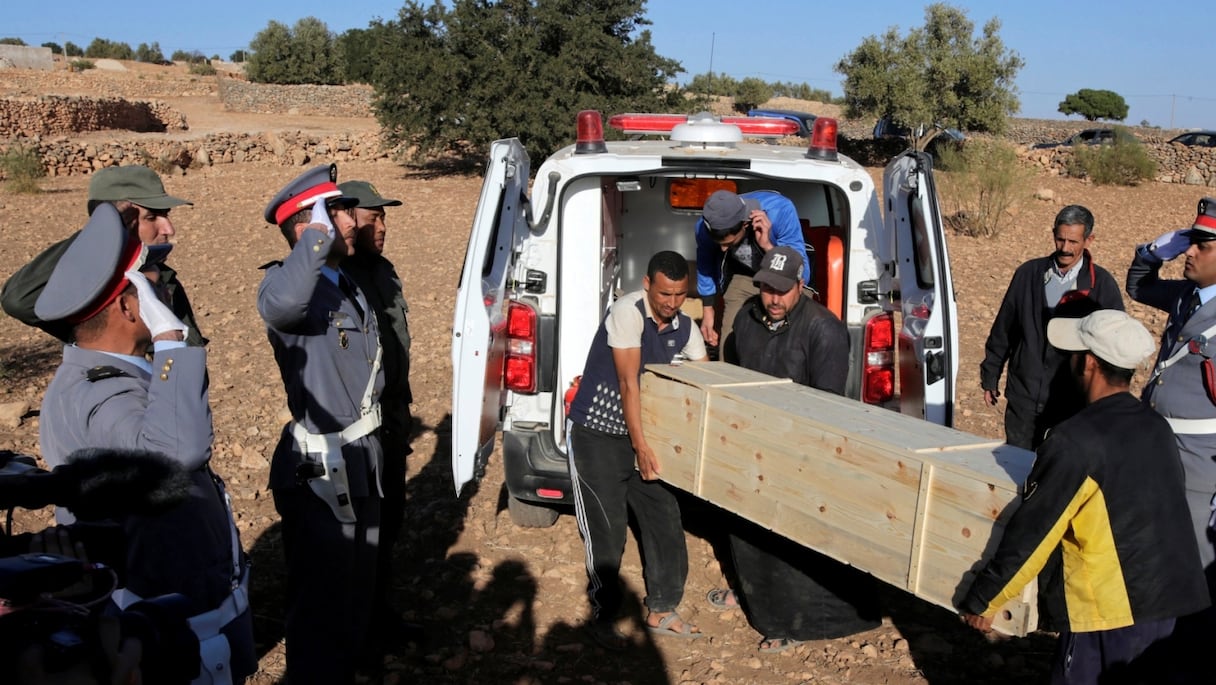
top-left (507, 495), bottom-right (560, 528)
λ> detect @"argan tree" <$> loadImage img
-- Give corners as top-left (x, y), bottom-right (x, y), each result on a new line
top-left (246, 17), bottom-right (344, 85)
top-left (370, 0), bottom-right (684, 164)
top-left (835, 3), bottom-right (1024, 149)
top-left (1058, 89), bottom-right (1128, 122)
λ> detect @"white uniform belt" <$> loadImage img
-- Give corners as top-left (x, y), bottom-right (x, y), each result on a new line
top-left (289, 404), bottom-right (382, 453)
top-left (1164, 417), bottom-right (1216, 435)
top-left (112, 567), bottom-right (249, 636)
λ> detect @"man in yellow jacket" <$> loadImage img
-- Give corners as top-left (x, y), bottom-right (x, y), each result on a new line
top-left (961, 310), bottom-right (1209, 684)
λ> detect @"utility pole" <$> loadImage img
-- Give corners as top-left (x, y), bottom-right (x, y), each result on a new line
top-left (1170, 94), bottom-right (1176, 129)
top-left (709, 32), bottom-right (715, 95)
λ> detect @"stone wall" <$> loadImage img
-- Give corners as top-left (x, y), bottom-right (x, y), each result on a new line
top-left (0, 95), bottom-right (188, 137)
top-left (216, 78), bottom-right (374, 118)
top-left (1, 130), bottom-right (391, 180)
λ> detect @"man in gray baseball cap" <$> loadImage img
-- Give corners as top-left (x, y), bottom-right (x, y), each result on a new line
top-left (2, 164), bottom-right (205, 345)
top-left (964, 309), bottom-right (1207, 683)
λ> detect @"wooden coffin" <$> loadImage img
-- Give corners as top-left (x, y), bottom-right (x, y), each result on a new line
top-left (640, 362), bottom-right (1039, 636)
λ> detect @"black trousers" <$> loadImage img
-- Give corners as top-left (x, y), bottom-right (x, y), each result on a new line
top-left (1050, 618), bottom-right (1176, 685)
top-left (274, 486), bottom-right (380, 685)
top-left (729, 518), bottom-right (881, 640)
top-left (568, 422), bottom-right (688, 622)
top-left (374, 424), bottom-right (411, 612)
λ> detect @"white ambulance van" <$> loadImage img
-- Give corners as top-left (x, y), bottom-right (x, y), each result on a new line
top-left (453, 111), bottom-right (958, 526)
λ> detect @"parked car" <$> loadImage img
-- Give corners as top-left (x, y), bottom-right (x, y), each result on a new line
top-left (1168, 130), bottom-right (1216, 147)
top-left (872, 116), bottom-right (966, 158)
top-left (454, 111), bottom-right (959, 526)
top-left (1035, 127), bottom-right (1138, 149)
top-left (746, 108), bottom-right (817, 137)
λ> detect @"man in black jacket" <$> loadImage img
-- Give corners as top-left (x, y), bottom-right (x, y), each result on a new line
top-left (980, 205), bottom-right (1123, 449)
top-left (710, 246), bottom-right (880, 652)
top-left (963, 309), bottom-right (1209, 683)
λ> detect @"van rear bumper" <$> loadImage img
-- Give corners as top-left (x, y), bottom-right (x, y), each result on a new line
top-left (502, 428), bottom-right (574, 506)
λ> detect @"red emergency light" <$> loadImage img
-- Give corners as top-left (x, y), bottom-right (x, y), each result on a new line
top-left (806, 117), bottom-right (839, 161)
top-left (575, 110), bottom-right (607, 154)
top-left (607, 113), bottom-right (799, 138)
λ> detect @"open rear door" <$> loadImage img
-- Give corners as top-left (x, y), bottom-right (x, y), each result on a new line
top-left (451, 139), bottom-right (530, 494)
top-left (884, 151), bottom-right (958, 426)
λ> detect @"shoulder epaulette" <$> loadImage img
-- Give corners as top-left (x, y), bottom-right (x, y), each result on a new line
top-left (258, 260), bottom-right (284, 271)
top-left (85, 366), bottom-right (132, 382)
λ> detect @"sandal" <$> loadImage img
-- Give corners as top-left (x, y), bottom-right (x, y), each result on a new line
top-left (758, 636), bottom-right (803, 654)
top-left (583, 620), bottom-right (628, 651)
top-left (646, 612), bottom-right (704, 640)
top-left (705, 588), bottom-right (739, 611)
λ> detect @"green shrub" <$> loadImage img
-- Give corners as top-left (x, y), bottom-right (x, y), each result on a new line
top-left (189, 62), bottom-right (217, 76)
top-left (69, 59), bottom-right (95, 71)
top-left (0, 145), bottom-right (47, 193)
top-left (935, 139), bottom-right (1031, 239)
top-left (1067, 130), bottom-right (1156, 185)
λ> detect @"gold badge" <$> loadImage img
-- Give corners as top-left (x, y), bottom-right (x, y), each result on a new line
top-left (339, 330), bottom-right (349, 349)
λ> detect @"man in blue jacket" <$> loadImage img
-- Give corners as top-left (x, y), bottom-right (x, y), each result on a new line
top-left (694, 189), bottom-right (809, 351)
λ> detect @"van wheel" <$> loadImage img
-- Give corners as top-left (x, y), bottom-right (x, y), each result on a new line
top-left (508, 496), bottom-right (560, 528)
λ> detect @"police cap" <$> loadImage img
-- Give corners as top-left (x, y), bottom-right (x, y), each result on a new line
top-left (1183, 196), bottom-right (1216, 243)
top-left (34, 204), bottom-right (147, 324)
top-left (264, 163), bottom-right (358, 226)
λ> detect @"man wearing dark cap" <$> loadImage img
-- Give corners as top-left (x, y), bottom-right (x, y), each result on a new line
top-left (1127, 196), bottom-right (1216, 679)
top-left (1, 164), bottom-right (206, 346)
top-left (707, 246), bottom-right (879, 652)
top-left (257, 163), bottom-right (385, 683)
top-left (963, 310), bottom-right (1208, 684)
top-left (337, 179), bottom-right (417, 641)
top-left (694, 189), bottom-right (808, 351)
top-left (981, 205), bottom-right (1124, 450)
top-left (35, 203), bottom-right (255, 684)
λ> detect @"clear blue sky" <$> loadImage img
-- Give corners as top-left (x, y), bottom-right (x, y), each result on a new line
top-left (6, 1), bottom-right (1212, 130)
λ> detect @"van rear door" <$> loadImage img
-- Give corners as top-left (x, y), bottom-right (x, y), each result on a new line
top-left (451, 139), bottom-right (530, 494)
top-left (883, 151), bottom-right (958, 426)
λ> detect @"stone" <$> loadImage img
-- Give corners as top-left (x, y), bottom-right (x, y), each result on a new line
top-left (468, 630), bottom-right (494, 652)
top-left (1185, 167), bottom-right (1205, 186)
top-left (1034, 188), bottom-right (1055, 201)
top-left (0, 400), bottom-right (30, 429)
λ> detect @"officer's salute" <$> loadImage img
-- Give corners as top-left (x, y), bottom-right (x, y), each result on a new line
top-left (258, 164), bottom-right (386, 683)
top-left (32, 203), bottom-right (255, 683)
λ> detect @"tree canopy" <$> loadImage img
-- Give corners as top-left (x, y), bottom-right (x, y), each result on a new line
top-left (84, 38), bottom-right (135, 60)
top-left (1058, 89), bottom-right (1128, 122)
top-left (368, 0), bottom-right (684, 164)
top-left (835, 3), bottom-right (1024, 148)
top-left (246, 17), bottom-right (345, 85)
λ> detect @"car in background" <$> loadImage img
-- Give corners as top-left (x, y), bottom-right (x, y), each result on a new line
top-left (747, 108), bottom-right (817, 137)
top-left (1034, 127), bottom-right (1138, 149)
top-left (1168, 130), bottom-right (1216, 147)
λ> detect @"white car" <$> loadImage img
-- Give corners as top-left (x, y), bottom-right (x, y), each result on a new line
top-left (453, 111), bottom-right (959, 526)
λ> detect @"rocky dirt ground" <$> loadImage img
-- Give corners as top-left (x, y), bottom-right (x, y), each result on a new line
top-left (0, 63), bottom-right (1207, 684)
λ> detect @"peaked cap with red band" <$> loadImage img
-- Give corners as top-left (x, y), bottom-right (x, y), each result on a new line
top-left (1184, 196), bottom-right (1216, 242)
top-left (263, 163), bottom-right (358, 226)
top-left (35, 203), bottom-right (147, 325)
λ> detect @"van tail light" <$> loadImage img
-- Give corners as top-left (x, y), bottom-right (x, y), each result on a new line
top-left (862, 312), bottom-right (895, 404)
top-left (505, 301), bottom-right (538, 392)
top-left (575, 110), bottom-right (607, 154)
top-left (806, 117), bottom-right (839, 161)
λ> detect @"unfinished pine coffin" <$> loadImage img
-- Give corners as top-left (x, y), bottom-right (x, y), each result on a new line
top-left (640, 362), bottom-right (1039, 636)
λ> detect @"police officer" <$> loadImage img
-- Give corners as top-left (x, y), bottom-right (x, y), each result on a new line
top-left (34, 203), bottom-right (255, 684)
top-left (258, 164), bottom-right (385, 683)
top-left (1127, 197), bottom-right (1216, 680)
top-left (337, 180), bottom-right (417, 640)
top-left (1, 165), bottom-right (207, 346)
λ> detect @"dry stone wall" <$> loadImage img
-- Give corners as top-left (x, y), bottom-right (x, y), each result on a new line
top-left (0, 96), bottom-right (188, 137)
top-left (216, 78), bottom-right (373, 118)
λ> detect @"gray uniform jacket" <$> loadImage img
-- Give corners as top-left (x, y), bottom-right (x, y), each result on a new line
top-left (257, 228), bottom-right (386, 495)
top-left (39, 345), bottom-right (240, 610)
top-left (1127, 245), bottom-right (1216, 566)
